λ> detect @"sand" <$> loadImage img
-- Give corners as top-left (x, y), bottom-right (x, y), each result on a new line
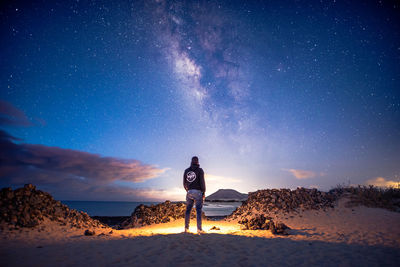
top-left (1, 198), bottom-right (399, 266)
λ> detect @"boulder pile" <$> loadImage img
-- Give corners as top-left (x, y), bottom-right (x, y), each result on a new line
top-left (230, 188), bottom-right (337, 220)
top-left (0, 184), bottom-right (104, 229)
top-left (119, 200), bottom-right (205, 229)
top-left (238, 214), bottom-right (290, 235)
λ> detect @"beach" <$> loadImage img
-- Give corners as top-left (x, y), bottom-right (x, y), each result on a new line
top-left (2, 197), bottom-right (399, 267)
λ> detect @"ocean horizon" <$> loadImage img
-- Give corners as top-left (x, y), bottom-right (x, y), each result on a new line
top-left (61, 200), bottom-right (242, 217)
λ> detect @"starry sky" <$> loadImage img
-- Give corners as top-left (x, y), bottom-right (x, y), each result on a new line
top-left (1, 0), bottom-right (399, 201)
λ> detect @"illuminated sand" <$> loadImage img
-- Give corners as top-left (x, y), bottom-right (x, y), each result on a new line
top-left (1, 198), bottom-right (399, 266)
top-left (122, 219), bottom-right (243, 236)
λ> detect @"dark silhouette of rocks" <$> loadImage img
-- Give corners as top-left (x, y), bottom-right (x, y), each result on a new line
top-left (118, 200), bottom-right (206, 229)
top-left (206, 189), bottom-right (248, 202)
top-left (229, 188), bottom-right (338, 235)
top-left (238, 215), bottom-right (290, 235)
top-left (92, 216), bottom-right (129, 227)
top-left (330, 185), bottom-right (400, 211)
top-left (84, 229), bottom-right (95, 236)
top-left (230, 188), bottom-right (337, 220)
top-left (0, 184), bottom-right (104, 229)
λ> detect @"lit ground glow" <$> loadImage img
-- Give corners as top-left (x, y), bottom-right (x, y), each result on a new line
top-left (118, 219), bottom-right (268, 237)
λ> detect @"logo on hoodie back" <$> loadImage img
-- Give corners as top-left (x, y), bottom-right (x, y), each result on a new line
top-left (186, 171), bottom-right (196, 182)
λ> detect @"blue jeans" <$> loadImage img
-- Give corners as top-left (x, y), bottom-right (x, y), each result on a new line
top-left (185, 189), bottom-right (203, 231)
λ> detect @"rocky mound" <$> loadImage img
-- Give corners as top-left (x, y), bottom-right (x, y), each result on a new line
top-left (0, 184), bottom-right (104, 229)
top-left (229, 188), bottom-right (337, 220)
top-left (119, 200), bottom-right (205, 229)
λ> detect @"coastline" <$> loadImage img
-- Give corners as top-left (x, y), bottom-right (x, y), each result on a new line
top-left (2, 197), bottom-right (400, 266)
top-left (60, 201), bottom-right (240, 223)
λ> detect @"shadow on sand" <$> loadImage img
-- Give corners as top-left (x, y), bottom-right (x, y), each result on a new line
top-left (3, 232), bottom-right (400, 267)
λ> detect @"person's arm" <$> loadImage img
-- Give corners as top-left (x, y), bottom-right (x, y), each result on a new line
top-left (183, 171), bottom-right (188, 191)
top-left (200, 169), bottom-right (206, 195)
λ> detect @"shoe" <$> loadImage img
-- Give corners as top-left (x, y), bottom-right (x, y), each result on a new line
top-left (197, 229), bottom-right (206, 234)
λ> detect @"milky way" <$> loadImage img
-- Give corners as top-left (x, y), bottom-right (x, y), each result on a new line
top-left (0, 0), bottom-right (399, 200)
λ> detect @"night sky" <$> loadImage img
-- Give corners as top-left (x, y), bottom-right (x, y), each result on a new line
top-left (1, 0), bottom-right (399, 201)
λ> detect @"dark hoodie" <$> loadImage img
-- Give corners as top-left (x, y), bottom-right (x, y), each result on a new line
top-left (183, 163), bottom-right (206, 194)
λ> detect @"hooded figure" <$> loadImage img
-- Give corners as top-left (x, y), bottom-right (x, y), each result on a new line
top-left (183, 156), bottom-right (206, 233)
top-left (183, 156), bottom-right (206, 194)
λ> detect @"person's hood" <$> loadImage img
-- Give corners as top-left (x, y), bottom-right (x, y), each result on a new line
top-left (190, 163), bottom-right (200, 170)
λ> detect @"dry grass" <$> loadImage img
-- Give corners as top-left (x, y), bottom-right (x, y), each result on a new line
top-left (330, 185), bottom-right (400, 212)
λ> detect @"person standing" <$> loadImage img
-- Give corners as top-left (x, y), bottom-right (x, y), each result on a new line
top-left (183, 156), bottom-right (206, 233)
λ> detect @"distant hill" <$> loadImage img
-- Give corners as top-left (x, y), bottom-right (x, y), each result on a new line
top-left (205, 189), bottom-right (248, 202)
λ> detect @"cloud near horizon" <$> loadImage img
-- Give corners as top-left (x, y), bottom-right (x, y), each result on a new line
top-left (134, 187), bottom-right (186, 202)
top-left (365, 177), bottom-right (400, 189)
top-left (284, 169), bottom-right (324, 179)
top-left (0, 100), bottom-right (33, 127)
top-left (0, 130), bottom-right (165, 200)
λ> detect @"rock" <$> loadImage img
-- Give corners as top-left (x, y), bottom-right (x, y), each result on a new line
top-left (0, 184), bottom-right (104, 229)
top-left (118, 200), bottom-right (206, 229)
top-left (238, 215), bottom-right (290, 235)
top-left (24, 184), bottom-right (36, 191)
top-left (229, 188), bottom-right (338, 222)
top-left (269, 221), bottom-right (276, 234)
top-left (84, 229), bottom-right (95, 236)
top-left (230, 188), bottom-right (339, 235)
top-left (275, 222), bottom-right (290, 235)
top-left (239, 214), bottom-right (271, 230)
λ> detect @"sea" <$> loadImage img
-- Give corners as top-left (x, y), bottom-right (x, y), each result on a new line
top-left (61, 200), bottom-right (242, 217)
